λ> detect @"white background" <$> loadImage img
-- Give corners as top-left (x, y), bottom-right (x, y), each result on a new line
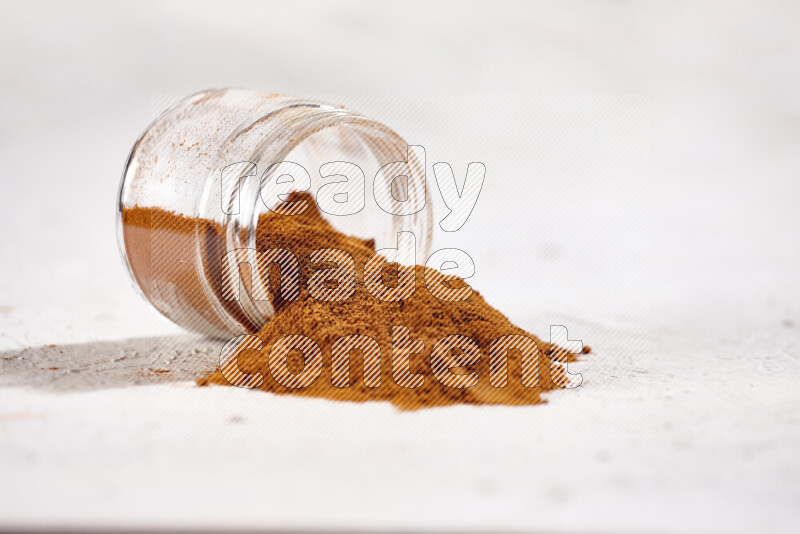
top-left (0, 1), bottom-right (798, 532)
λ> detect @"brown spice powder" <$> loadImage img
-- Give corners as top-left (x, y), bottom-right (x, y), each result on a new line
top-left (124, 193), bottom-right (589, 410)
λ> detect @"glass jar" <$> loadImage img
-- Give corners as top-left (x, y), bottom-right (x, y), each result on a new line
top-left (117, 88), bottom-right (432, 338)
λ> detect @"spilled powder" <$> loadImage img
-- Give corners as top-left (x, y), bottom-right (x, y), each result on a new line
top-left (193, 193), bottom-right (589, 410)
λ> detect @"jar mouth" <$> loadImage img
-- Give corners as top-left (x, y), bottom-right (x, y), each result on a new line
top-left (206, 103), bottom-right (433, 334)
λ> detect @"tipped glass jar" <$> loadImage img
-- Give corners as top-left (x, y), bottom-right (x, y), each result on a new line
top-left (118, 89), bottom-right (432, 338)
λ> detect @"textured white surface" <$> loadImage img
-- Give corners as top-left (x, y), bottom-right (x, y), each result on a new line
top-left (0, 1), bottom-right (799, 532)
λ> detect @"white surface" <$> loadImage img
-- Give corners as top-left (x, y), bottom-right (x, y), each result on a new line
top-left (1, 1), bottom-right (799, 532)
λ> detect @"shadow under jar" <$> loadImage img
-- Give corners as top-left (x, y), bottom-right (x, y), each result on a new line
top-left (118, 89), bottom-right (432, 338)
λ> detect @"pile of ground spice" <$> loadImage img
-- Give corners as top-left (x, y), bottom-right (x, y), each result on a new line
top-left (193, 193), bottom-right (589, 410)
